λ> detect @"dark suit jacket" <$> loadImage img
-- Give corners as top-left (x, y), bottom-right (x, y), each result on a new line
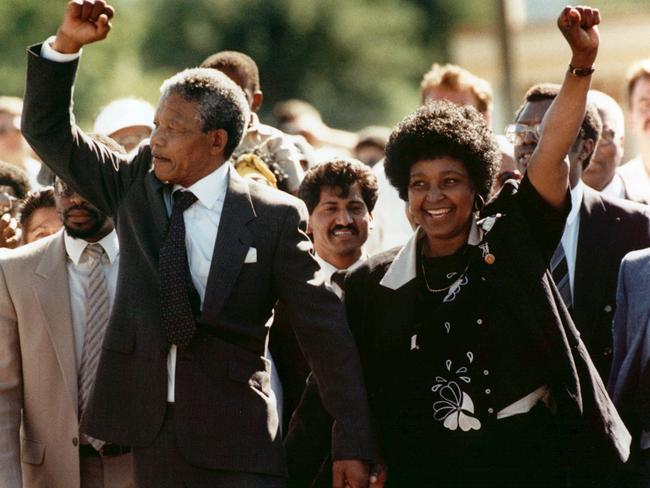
top-left (573, 187), bottom-right (650, 381)
top-left (287, 179), bottom-right (631, 486)
top-left (21, 45), bottom-right (373, 476)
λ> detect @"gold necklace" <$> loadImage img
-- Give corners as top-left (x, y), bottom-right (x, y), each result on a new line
top-left (420, 259), bottom-right (469, 294)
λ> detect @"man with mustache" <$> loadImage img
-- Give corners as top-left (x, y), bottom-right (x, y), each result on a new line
top-left (272, 159), bottom-right (378, 487)
top-left (510, 83), bottom-right (650, 382)
top-left (272, 158), bottom-right (377, 431)
top-left (0, 174), bottom-right (131, 488)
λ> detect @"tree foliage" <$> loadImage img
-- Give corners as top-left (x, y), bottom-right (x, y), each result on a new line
top-left (3, 0), bottom-right (461, 130)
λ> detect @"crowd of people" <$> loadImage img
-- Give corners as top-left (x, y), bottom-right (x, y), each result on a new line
top-left (2, 1), bottom-right (650, 487)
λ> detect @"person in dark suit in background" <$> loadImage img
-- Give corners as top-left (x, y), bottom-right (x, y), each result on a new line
top-left (510, 83), bottom-right (650, 382)
top-left (21, 1), bottom-right (373, 487)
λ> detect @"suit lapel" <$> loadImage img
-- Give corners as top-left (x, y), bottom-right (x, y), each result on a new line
top-left (144, 170), bottom-right (169, 241)
top-left (33, 232), bottom-right (78, 413)
top-left (201, 169), bottom-right (256, 320)
top-left (574, 188), bottom-right (608, 334)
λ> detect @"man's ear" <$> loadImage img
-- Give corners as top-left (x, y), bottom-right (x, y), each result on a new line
top-left (367, 212), bottom-right (374, 230)
top-left (306, 217), bottom-right (313, 235)
top-left (580, 138), bottom-right (596, 166)
top-left (251, 91), bottom-right (263, 113)
top-left (209, 128), bottom-right (229, 156)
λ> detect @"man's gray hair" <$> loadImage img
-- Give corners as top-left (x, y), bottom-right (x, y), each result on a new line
top-left (160, 68), bottom-right (250, 159)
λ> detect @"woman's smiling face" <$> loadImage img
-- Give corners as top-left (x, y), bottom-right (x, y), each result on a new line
top-left (408, 156), bottom-right (476, 256)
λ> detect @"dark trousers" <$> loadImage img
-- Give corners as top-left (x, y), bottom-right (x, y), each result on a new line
top-left (133, 404), bottom-right (286, 488)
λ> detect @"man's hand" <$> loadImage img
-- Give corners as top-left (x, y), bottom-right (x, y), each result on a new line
top-left (52, 0), bottom-right (115, 54)
top-left (557, 5), bottom-right (600, 69)
top-left (0, 214), bottom-right (21, 249)
top-left (333, 459), bottom-right (369, 488)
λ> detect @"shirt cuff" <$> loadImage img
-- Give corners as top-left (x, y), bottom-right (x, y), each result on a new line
top-left (40, 35), bottom-right (82, 62)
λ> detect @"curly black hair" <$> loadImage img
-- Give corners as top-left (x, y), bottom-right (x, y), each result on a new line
top-left (384, 101), bottom-right (499, 201)
top-left (299, 158), bottom-right (378, 214)
top-left (200, 51), bottom-right (261, 94)
top-left (19, 187), bottom-right (56, 228)
top-left (0, 160), bottom-right (31, 199)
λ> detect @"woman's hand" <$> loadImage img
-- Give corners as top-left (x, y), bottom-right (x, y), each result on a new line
top-left (557, 6), bottom-right (600, 69)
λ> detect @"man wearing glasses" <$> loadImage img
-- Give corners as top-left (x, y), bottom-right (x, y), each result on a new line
top-left (506, 82), bottom-right (650, 383)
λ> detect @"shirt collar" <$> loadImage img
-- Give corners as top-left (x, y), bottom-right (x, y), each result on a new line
top-left (172, 162), bottom-right (230, 210)
top-left (567, 180), bottom-right (584, 226)
top-left (64, 229), bottom-right (119, 265)
top-left (314, 252), bottom-right (367, 282)
top-left (380, 218), bottom-right (482, 290)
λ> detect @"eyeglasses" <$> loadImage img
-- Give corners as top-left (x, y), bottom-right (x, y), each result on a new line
top-left (54, 179), bottom-right (76, 197)
top-left (504, 123), bottom-right (543, 145)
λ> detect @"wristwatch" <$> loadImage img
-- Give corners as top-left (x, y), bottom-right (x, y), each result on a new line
top-left (568, 64), bottom-right (595, 77)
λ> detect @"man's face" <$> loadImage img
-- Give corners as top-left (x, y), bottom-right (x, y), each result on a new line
top-left (0, 112), bottom-right (27, 162)
top-left (629, 76), bottom-right (650, 140)
top-left (422, 86), bottom-right (480, 110)
top-left (22, 206), bottom-right (62, 244)
top-left (151, 92), bottom-right (224, 188)
top-left (583, 107), bottom-right (624, 191)
top-left (54, 180), bottom-right (112, 241)
top-left (308, 183), bottom-right (371, 266)
top-left (512, 99), bottom-right (554, 174)
top-left (109, 125), bottom-right (152, 153)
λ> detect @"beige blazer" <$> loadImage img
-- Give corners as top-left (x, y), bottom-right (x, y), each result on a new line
top-left (0, 231), bottom-right (81, 488)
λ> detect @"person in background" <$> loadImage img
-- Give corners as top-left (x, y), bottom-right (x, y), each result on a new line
top-left (18, 187), bottom-right (63, 244)
top-left (273, 158), bottom-right (377, 432)
top-left (0, 97), bottom-right (41, 189)
top-left (511, 82), bottom-right (650, 382)
top-left (420, 63), bottom-right (494, 127)
top-left (93, 97), bottom-right (155, 154)
top-left (583, 90), bottom-right (638, 201)
top-left (0, 160), bottom-right (32, 248)
top-left (273, 99), bottom-right (357, 161)
top-left (0, 174), bottom-right (126, 488)
top-left (353, 126), bottom-right (391, 168)
top-left (201, 51), bottom-right (305, 195)
top-left (618, 58), bottom-right (650, 204)
top-left (280, 158), bottom-right (377, 487)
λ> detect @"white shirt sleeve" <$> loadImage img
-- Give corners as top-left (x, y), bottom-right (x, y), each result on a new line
top-left (40, 35), bottom-right (82, 62)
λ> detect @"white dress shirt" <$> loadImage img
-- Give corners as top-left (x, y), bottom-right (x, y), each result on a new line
top-left (600, 173), bottom-right (626, 200)
top-left (64, 230), bottom-right (120, 372)
top-left (313, 253), bottom-right (366, 299)
top-left (164, 163), bottom-right (229, 402)
top-left (618, 155), bottom-right (650, 203)
top-left (559, 181), bottom-right (584, 295)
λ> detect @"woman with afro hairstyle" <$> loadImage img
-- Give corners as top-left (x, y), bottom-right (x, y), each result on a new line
top-left (326, 6), bottom-right (629, 487)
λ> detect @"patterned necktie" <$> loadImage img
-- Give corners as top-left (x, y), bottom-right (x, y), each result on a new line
top-left (159, 190), bottom-right (198, 348)
top-left (78, 243), bottom-right (109, 450)
top-left (551, 243), bottom-right (573, 312)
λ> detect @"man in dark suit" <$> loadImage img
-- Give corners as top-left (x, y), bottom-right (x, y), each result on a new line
top-left (21, 1), bottom-right (372, 487)
top-left (511, 83), bottom-right (650, 381)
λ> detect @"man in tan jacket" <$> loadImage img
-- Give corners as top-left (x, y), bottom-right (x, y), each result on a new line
top-left (0, 177), bottom-right (132, 487)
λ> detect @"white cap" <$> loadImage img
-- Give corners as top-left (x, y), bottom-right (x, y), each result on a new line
top-left (93, 98), bottom-right (155, 137)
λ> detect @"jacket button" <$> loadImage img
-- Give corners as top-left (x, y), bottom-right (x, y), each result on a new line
top-left (72, 437), bottom-right (79, 446)
top-left (604, 305), bottom-right (613, 313)
top-left (603, 347), bottom-right (612, 357)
